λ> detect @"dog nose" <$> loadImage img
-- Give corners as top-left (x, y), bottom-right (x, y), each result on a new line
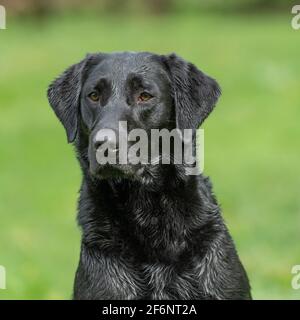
top-left (94, 129), bottom-right (118, 151)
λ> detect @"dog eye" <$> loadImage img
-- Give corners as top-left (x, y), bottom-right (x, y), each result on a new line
top-left (88, 91), bottom-right (100, 102)
top-left (138, 92), bottom-right (153, 102)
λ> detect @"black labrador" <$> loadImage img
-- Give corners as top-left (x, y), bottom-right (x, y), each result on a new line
top-left (47, 52), bottom-right (251, 300)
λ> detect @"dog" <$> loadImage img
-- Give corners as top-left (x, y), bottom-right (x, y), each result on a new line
top-left (47, 52), bottom-right (251, 300)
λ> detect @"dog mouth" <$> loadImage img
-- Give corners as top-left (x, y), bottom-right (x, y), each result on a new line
top-left (92, 143), bottom-right (147, 179)
top-left (91, 162), bottom-right (141, 180)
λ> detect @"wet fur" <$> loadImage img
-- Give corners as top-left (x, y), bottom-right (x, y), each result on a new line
top-left (47, 52), bottom-right (251, 300)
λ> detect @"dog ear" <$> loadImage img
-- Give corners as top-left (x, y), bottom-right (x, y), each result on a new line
top-left (47, 54), bottom-right (101, 143)
top-left (162, 54), bottom-right (221, 130)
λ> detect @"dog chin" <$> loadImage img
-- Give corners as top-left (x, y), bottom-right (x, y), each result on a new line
top-left (91, 164), bottom-right (140, 180)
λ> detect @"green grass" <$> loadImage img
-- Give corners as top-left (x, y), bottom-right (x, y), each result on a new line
top-left (0, 11), bottom-right (299, 299)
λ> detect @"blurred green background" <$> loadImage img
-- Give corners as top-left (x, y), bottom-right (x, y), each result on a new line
top-left (0, 0), bottom-right (299, 300)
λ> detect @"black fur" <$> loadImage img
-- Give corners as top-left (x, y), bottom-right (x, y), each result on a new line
top-left (47, 52), bottom-right (251, 300)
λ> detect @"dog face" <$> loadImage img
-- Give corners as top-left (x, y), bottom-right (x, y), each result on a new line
top-left (80, 52), bottom-right (174, 178)
top-left (47, 52), bottom-right (220, 180)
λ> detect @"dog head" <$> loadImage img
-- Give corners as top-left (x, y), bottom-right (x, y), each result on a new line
top-left (47, 52), bottom-right (220, 180)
